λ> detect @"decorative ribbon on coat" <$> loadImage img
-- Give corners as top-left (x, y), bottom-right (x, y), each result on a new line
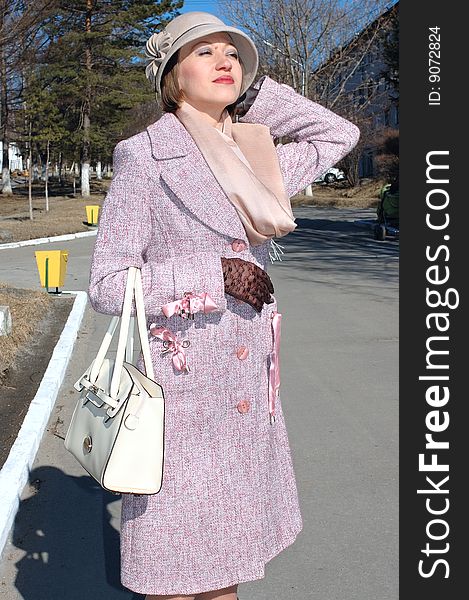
top-left (149, 324), bottom-right (190, 372)
top-left (162, 292), bottom-right (218, 319)
top-left (268, 311), bottom-right (282, 424)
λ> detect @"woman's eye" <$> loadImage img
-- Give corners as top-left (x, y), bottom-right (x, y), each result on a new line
top-left (198, 49), bottom-right (239, 59)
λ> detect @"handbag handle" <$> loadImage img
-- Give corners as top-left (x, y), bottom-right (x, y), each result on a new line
top-left (89, 267), bottom-right (155, 398)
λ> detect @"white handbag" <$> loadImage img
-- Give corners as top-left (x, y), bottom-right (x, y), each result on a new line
top-left (64, 267), bottom-right (165, 495)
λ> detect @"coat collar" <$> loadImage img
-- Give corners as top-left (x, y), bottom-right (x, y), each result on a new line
top-left (146, 112), bottom-right (192, 160)
top-left (146, 112), bottom-right (248, 243)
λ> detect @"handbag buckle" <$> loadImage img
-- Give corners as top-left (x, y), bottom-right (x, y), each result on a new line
top-left (106, 401), bottom-right (124, 418)
top-left (84, 386), bottom-right (105, 408)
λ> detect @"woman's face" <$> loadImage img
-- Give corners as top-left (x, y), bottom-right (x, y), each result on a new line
top-left (177, 32), bottom-right (243, 113)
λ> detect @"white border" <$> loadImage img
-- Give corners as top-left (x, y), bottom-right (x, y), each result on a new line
top-left (0, 291), bottom-right (88, 558)
top-left (0, 230), bottom-right (97, 250)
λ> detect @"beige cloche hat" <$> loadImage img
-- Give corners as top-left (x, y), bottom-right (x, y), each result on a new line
top-left (145, 11), bottom-right (259, 97)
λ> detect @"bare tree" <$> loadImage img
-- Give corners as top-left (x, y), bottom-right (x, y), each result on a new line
top-left (220, 0), bottom-right (391, 97)
top-left (220, 0), bottom-right (397, 189)
top-left (320, 4), bottom-right (398, 186)
top-left (1, 0), bottom-right (58, 198)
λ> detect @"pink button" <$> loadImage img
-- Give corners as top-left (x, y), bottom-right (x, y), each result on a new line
top-left (236, 400), bottom-right (251, 414)
top-left (236, 345), bottom-right (249, 360)
top-left (231, 239), bottom-right (247, 252)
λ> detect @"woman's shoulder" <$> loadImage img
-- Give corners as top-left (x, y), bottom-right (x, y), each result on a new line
top-left (115, 128), bottom-right (151, 157)
top-left (114, 112), bottom-right (180, 164)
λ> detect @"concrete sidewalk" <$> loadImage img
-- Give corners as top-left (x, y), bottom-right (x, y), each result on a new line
top-left (0, 207), bottom-right (399, 600)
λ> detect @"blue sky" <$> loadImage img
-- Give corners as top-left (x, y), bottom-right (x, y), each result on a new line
top-left (180, 1), bottom-right (222, 19)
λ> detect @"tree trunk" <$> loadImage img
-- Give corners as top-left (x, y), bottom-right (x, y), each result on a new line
top-left (58, 151), bottom-right (64, 185)
top-left (36, 144), bottom-right (44, 181)
top-left (1, 147), bottom-right (12, 195)
top-left (81, 0), bottom-right (93, 198)
top-left (1, 40), bottom-right (12, 196)
top-left (28, 120), bottom-right (33, 220)
top-left (45, 138), bottom-right (50, 211)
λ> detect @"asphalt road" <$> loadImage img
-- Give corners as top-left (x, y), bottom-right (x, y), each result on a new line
top-left (0, 206), bottom-right (398, 600)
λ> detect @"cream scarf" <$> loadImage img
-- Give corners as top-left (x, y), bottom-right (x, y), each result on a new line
top-left (175, 101), bottom-right (297, 248)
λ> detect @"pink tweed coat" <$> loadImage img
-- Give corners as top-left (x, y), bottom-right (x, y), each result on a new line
top-left (88, 75), bottom-right (360, 595)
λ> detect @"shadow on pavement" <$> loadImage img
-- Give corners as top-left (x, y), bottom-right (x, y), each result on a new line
top-left (9, 466), bottom-right (144, 600)
top-left (274, 214), bottom-right (399, 286)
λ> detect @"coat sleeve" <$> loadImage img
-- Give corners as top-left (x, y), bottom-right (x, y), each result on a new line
top-left (239, 75), bottom-right (361, 198)
top-left (88, 139), bottom-right (227, 317)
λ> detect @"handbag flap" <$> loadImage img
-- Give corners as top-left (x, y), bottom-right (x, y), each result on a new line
top-left (123, 362), bottom-right (164, 399)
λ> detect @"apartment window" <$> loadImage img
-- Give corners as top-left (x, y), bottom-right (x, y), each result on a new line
top-left (359, 151), bottom-right (374, 178)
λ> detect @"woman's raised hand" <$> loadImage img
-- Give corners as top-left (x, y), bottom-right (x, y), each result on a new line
top-left (221, 257), bottom-right (274, 313)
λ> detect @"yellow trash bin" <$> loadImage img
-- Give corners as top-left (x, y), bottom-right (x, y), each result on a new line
top-left (35, 250), bottom-right (69, 292)
top-left (85, 205), bottom-right (100, 226)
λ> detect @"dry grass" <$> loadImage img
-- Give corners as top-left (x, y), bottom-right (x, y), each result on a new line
top-left (292, 177), bottom-right (386, 208)
top-left (0, 283), bottom-right (52, 380)
top-left (0, 178), bottom-right (109, 244)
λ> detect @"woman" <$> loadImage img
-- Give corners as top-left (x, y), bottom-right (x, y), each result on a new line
top-left (88, 11), bottom-right (360, 600)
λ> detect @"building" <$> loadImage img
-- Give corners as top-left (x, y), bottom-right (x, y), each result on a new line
top-left (0, 141), bottom-right (24, 172)
top-left (311, 1), bottom-right (399, 179)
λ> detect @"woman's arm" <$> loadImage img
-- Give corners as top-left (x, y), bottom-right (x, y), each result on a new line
top-left (239, 75), bottom-right (360, 198)
top-left (88, 140), bottom-right (227, 317)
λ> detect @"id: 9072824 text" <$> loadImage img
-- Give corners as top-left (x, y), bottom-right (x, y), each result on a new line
top-left (428, 26), bottom-right (441, 106)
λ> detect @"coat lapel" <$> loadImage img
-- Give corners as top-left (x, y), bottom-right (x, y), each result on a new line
top-left (146, 113), bottom-right (247, 242)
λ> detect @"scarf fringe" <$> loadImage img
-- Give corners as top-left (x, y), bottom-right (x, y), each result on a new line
top-left (269, 239), bottom-right (285, 263)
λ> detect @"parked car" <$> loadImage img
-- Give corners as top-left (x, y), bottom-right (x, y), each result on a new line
top-left (314, 167), bottom-right (346, 184)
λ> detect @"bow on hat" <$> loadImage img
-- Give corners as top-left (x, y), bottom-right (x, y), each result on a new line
top-left (145, 29), bottom-right (174, 81)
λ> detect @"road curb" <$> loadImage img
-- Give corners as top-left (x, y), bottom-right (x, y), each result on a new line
top-left (0, 229), bottom-right (97, 250)
top-left (0, 290), bottom-right (88, 559)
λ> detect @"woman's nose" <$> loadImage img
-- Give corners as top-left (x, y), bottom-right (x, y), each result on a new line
top-left (215, 53), bottom-right (232, 70)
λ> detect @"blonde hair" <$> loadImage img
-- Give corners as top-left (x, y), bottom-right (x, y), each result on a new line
top-left (160, 49), bottom-right (242, 117)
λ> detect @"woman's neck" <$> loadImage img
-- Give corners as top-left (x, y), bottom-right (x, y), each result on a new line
top-left (179, 100), bottom-right (226, 130)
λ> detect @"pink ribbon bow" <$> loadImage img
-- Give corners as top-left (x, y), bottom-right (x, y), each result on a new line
top-left (268, 311), bottom-right (282, 424)
top-left (149, 325), bottom-right (190, 373)
top-left (162, 292), bottom-right (218, 319)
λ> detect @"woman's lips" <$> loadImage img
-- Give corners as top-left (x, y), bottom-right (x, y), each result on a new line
top-left (213, 77), bottom-right (234, 84)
